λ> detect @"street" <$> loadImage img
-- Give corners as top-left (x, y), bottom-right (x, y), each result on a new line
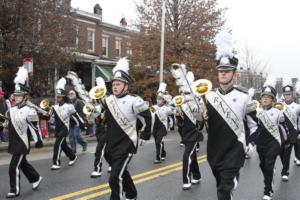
top-left (0, 132), bottom-right (299, 200)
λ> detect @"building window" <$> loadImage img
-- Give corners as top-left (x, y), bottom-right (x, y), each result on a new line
top-left (127, 42), bottom-right (132, 58)
top-left (102, 36), bottom-right (108, 57)
top-left (87, 30), bottom-right (95, 52)
top-left (115, 39), bottom-right (121, 58)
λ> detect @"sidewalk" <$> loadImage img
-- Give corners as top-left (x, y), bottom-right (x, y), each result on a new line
top-left (0, 134), bottom-right (97, 152)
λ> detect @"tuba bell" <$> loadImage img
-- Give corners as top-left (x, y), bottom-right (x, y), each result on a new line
top-left (89, 86), bottom-right (107, 100)
top-left (172, 95), bottom-right (185, 106)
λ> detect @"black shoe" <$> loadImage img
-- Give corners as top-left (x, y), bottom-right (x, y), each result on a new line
top-left (6, 192), bottom-right (20, 198)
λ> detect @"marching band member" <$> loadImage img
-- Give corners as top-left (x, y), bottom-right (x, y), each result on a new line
top-left (172, 68), bottom-right (202, 190)
top-left (280, 76), bottom-right (300, 180)
top-left (88, 77), bottom-right (110, 178)
top-left (50, 77), bottom-right (85, 170)
top-left (294, 81), bottom-right (300, 166)
top-left (6, 67), bottom-right (43, 198)
top-left (197, 30), bottom-right (257, 200)
top-left (249, 75), bottom-right (288, 200)
top-left (102, 58), bottom-right (152, 200)
top-left (151, 83), bottom-right (174, 164)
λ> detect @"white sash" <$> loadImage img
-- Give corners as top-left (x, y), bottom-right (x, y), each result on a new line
top-left (106, 95), bottom-right (138, 147)
top-left (10, 108), bottom-right (29, 149)
top-left (181, 103), bottom-right (197, 125)
top-left (284, 107), bottom-right (297, 130)
top-left (206, 91), bottom-right (246, 148)
top-left (53, 105), bottom-right (70, 131)
top-left (257, 109), bottom-right (281, 145)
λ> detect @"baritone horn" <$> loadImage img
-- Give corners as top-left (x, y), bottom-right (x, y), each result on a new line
top-left (40, 99), bottom-right (50, 110)
top-left (192, 79), bottom-right (212, 120)
top-left (172, 95), bottom-right (185, 106)
top-left (83, 103), bottom-right (95, 117)
top-left (274, 102), bottom-right (285, 111)
top-left (89, 86), bottom-right (107, 100)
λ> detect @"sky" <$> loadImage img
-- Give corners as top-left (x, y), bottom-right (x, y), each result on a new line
top-left (71, 0), bottom-right (300, 78)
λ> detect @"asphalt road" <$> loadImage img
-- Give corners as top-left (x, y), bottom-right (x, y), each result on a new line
top-left (0, 132), bottom-right (299, 200)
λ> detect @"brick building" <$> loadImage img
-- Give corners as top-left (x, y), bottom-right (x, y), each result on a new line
top-left (72, 4), bottom-right (131, 90)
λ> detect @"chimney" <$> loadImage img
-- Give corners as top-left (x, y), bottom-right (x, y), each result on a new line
top-left (94, 4), bottom-right (102, 20)
top-left (120, 17), bottom-right (127, 27)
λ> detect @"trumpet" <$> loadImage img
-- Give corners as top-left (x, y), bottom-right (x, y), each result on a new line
top-left (274, 102), bottom-right (285, 111)
top-left (40, 99), bottom-right (50, 110)
top-left (172, 95), bottom-right (185, 106)
top-left (192, 79), bottom-right (212, 120)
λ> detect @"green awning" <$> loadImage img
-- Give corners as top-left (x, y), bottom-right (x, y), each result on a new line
top-left (95, 65), bottom-right (113, 82)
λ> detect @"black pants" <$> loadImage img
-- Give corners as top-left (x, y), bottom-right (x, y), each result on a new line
top-left (93, 133), bottom-right (107, 172)
top-left (280, 144), bottom-right (292, 175)
top-left (9, 154), bottom-right (40, 194)
top-left (154, 134), bottom-right (166, 160)
top-left (52, 136), bottom-right (75, 165)
top-left (106, 153), bottom-right (137, 200)
top-left (257, 145), bottom-right (280, 195)
top-left (211, 167), bottom-right (240, 200)
top-left (294, 138), bottom-right (300, 160)
top-left (182, 142), bottom-right (201, 184)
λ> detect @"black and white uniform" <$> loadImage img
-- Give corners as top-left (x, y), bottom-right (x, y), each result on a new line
top-left (176, 99), bottom-right (202, 184)
top-left (280, 102), bottom-right (300, 174)
top-left (7, 104), bottom-right (43, 194)
top-left (151, 104), bottom-right (174, 161)
top-left (282, 102), bottom-right (300, 162)
top-left (104, 94), bottom-right (151, 200)
top-left (205, 87), bottom-right (255, 200)
top-left (91, 104), bottom-right (108, 174)
top-left (249, 106), bottom-right (287, 197)
top-left (50, 102), bottom-right (84, 166)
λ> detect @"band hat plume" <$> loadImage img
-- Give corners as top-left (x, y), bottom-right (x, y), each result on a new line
top-left (215, 29), bottom-right (238, 70)
top-left (261, 75), bottom-right (277, 98)
top-left (112, 57), bottom-right (133, 84)
top-left (13, 66), bottom-right (29, 95)
top-left (282, 74), bottom-right (294, 93)
top-left (55, 77), bottom-right (67, 96)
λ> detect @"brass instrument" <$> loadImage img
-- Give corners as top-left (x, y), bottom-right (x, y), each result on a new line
top-left (172, 95), bottom-right (185, 106)
top-left (149, 106), bottom-right (156, 113)
top-left (192, 79), bottom-right (213, 120)
top-left (40, 99), bottom-right (50, 110)
top-left (274, 102), bottom-right (285, 111)
top-left (89, 86), bottom-right (107, 100)
top-left (27, 101), bottom-right (49, 115)
top-left (83, 103), bottom-right (95, 118)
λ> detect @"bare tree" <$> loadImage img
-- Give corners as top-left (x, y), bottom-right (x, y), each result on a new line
top-left (129, 0), bottom-right (226, 96)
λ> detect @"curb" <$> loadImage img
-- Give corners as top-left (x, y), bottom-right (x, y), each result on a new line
top-left (0, 135), bottom-right (97, 152)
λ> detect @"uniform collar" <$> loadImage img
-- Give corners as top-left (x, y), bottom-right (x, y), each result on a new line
top-left (262, 105), bottom-right (272, 111)
top-left (218, 85), bottom-right (234, 95)
top-left (116, 92), bottom-right (129, 98)
top-left (284, 101), bottom-right (293, 105)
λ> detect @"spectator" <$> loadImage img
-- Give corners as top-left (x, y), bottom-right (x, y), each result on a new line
top-left (0, 89), bottom-right (10, 142)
